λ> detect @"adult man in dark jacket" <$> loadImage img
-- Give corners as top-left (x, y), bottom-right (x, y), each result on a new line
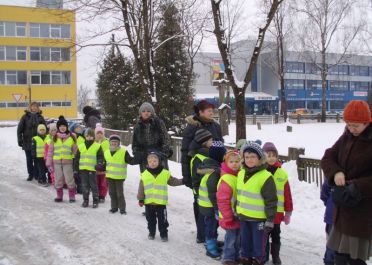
top-left (17, 102), bottom-right (46, 181)
top-left (181, 100), bottom-right (223, 188)
top-left (83, 105), bottom-right (101, 129)
top-left (132, 102), bottom-right (171, 172)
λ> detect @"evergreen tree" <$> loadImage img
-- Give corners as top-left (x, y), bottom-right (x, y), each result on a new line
top-left (154, 2), bottom-right (194, 134)
top-left (97, 35), bottom-right (147, 130)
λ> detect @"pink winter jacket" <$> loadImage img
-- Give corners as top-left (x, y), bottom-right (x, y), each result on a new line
top-left (46, 133), bottom-right (77, 168)
top-left (217, 162), bottom-right (240, 230)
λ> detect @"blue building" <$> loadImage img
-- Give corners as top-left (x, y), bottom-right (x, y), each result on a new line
top-left (194, 42), bottom-right (372, 113)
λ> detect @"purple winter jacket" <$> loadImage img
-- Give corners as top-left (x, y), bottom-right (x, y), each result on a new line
top-left (320, 181), bottom-right (334, 225)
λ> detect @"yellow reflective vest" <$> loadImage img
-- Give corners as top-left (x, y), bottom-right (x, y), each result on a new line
top-left (272, 168), bottom-right (288, 213)
top-left (104, 148), bottom-right (127, 180)
top-left (45, 134), bottom-right (52, 145)
top-left (198, 172), bottom-right (213, 208)
top-left (33, 135), bottom-right (45, 158)
top-left (77, 135), bottom-right (85, 146)
top-left (141, 169), bottom-right (171, 205)
top-left (236, 169), bottom-right (272, 219)
top-left (78, 142), bottom-right (101, 171)
top-left (53, 137), bottom-right (74, 160)
top-left (190, 153), bottom-right (208, 194)
top-left (99, 139), bottom-right (110, 153)
top-left (217, 173), bottom-right (238, 218)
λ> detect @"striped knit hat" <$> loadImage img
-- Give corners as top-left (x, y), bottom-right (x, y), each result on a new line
top-left (194, 129), bottom-right (213, 145)
top-left (109, 134), bottom-right (121, 143)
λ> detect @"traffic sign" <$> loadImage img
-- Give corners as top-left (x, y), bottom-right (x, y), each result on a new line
top-left (12, 93), bottom-right (22, 102)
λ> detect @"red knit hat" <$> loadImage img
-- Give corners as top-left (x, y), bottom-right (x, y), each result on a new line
top-left (343, 100), bottom-right (372, 123)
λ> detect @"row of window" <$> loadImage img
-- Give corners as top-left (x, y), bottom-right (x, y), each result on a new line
top-left (0, 71), bottom-right (71, 85)
top-left (0, 101), bottom-right (72, 108)
top-left (285, 79), bottom-right (371, 91)
top-left (0, 46), bottom-right (70, 62)
top-left (285, 62), bottom-right (371, 77)
top-left (287, 101), bottom-right (346, 111)
top-left (0, 21), bottom-right (70, 39)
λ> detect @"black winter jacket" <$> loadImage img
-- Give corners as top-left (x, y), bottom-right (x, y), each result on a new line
top-left (17, 110), bottom-right (46, 151)
top-left (181, 115), bottom-right (223, 185)
top-left (197, 158), bottom-right (221, 217)
top-left (83, 109), bottom-right (101, 129)
top-left (132, 116), bottom-right (170, 164)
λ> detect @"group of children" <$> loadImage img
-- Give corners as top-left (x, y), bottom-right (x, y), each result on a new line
top-left (30, 115), bottom-right (296, 265)
top-left (188, 128), bottom-right (293, 265)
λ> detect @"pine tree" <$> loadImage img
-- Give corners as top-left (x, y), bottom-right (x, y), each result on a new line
top-left (96, 35), bottom-right (147, 129)
top-left (154, 2), bottom-right (194, 134)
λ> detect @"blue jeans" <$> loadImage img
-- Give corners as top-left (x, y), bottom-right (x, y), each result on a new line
top-left (324, 224), bottom-right (335, 264)
top-left (240, 221), bottom-right (267, 262)
top-left (204, 215), bottom-right (218, 240)
top-left (223, 228), bottom-right (240, 262)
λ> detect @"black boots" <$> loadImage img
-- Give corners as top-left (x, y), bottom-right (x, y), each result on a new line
top-left (271, 243), bottom-right (282, 265)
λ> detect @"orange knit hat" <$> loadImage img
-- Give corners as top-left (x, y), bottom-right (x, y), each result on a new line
top-left (343, 100), bottom-right (372, 123)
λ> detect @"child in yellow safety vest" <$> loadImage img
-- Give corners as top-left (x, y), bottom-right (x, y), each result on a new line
top-left (31, 124), bottom-right (48, 186)
top-left (197, 140), bottom-right (226, 260)
top-left (70, 122), bottom-right (85, 195)
top-left (217, 150), bottom-right (242, 265)
top-left (95, 123), bottom-right (110, 203)
top-left (188, 128), bottom-right (214, 244)
top-left (137, 151), bottom-right (184, 242)
top-left (44, 123), bottom-right (57, 185)
top-left (103, 134), bottom-right (137, 214)
top-left (237, 142), bottom-right (278, 265)
top-left (73, 128), bottom-right (104, 208)
top-left (46, 116), bottom-right (77, 203)
top-left (262, 142), bottom-right (293, 265)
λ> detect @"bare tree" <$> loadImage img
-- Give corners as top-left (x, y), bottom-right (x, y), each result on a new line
top-left (77, 85), bottom-right (91, 113)
top-left (210, 0), bottom-right (284, 141)
top-left (296, 0), bottom-right (364, 122)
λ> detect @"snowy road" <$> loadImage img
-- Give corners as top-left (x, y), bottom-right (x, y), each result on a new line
top-left (1, 126), bottom-right (369, 265)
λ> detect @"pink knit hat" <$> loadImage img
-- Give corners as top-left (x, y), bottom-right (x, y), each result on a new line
top-left (95, 123), bottom-right (105, 135)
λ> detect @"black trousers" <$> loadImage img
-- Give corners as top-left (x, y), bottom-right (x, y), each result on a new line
top-left (35, 158), bottom-right (47, 183)
top-left (265, 224), bottom-right (281, 261)
top-left (145, 205), bottom-right (169, 238)
top-left (193, 194), bottom-right (205, 242)
top-left (25, 150), bottom-right (36, 179)
top-left (107, 178), bottom-right (125, 211)
top-left (80, 170), bottom-right (99, 201)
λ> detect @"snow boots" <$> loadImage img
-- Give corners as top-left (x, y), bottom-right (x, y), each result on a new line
top-left (82, 200), bottom-right (89, 208)
top-left (148, 234), bottom-right (155, 240)
top-left (161, 236), bottom-right (168, 242)
top-left (271, 243), bottom-right (282, 265)
top-left (206, 239), bottom-right (221, 260)
top-left (54, 188), bottom-right (63, 202)
top-left (239, 257), bottom-right (252, 265)
top-left (99, 196), bottom-right (105, 203)
top-left (92, 197), bottom-right (99, 208)
top-left (68, 188), bottom-right (76, 203)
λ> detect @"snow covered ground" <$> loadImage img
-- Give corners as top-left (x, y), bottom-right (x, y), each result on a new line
top-left (1, 124), bottom-right (371, 265)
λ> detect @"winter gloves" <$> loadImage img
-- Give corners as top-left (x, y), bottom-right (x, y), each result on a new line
top-left (182, 177), bottom-right (193, 189)
top-left (284, 212), bottom-right (291, 225)
top-left (138, 200), bottom-right (144, 207)
top-left (95, 163), bottom-right (105, 172)
top-left (332, 183), bottom-right (362, 208)
top-left (264, 221), bottom-right (274, 233)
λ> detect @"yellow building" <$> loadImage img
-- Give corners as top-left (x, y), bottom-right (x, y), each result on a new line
top-left (0, 4), bottom-right (77, 120)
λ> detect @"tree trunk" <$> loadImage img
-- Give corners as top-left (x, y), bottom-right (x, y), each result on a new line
top-left (321, 49), bottom-right (327, 122)
top-left (280, 76), bottom-right (287, 121)
top-left (235, 91), bottom-right (246, 141)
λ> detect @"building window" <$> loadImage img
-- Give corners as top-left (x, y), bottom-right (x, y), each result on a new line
top-left (330, 101), bottom-right (346, 110)
top-left (0, 70), bottom-right (27, 85)
top-left (0, 22), bottom-right (26, 37)
top-left (306, 80), bottom-right (323, 90)
top-left (30, 47), bottom-right (70, 62)
top-left (31, 71), bottom-right (41, 84)
top-left (350, 65), bottom-right (369, 76)
top-left (285, 62), bottom-right (304, 73)
top-left (329, 65), bottom-right (348, 75)
top-left (31, 71), bottom-right (71, 85)
top-left (285, 79), bottom-right (305, 90)
top-left (1, 46), bottom-right (27, 61)
top-left (329, 81), bottom-right (349, 91)
top-left (0, 101), bottom-right (71, 108)
top-left (305, 63), bottom-right (321, 75)
top-left (30, 23), bottom-right (70, 39)
top-left (350, 81), bottom-right (369, 91)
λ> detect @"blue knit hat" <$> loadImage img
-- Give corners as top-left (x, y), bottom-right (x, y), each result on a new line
top-left (208, 141), bottom-right (226, 163)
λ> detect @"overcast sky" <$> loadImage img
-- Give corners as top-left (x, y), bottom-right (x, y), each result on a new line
top-left (2, 0), bottom-right (371, 98)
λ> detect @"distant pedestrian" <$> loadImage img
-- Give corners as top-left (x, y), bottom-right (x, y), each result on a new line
top-left (83, 105), bottom-right (101, 129)
top-left (17, 102), bottom-right (46, 181)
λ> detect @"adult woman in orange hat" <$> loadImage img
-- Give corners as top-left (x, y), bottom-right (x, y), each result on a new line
top-left (321, 100), bottom-right (372, 265)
